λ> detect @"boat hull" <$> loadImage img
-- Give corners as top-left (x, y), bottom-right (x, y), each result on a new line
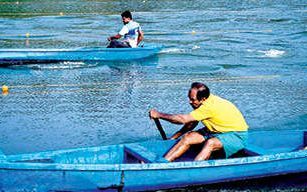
top-left (0, 130), bottom-right (306, 191)
top-left (0, 46), bottom-right (162, 64)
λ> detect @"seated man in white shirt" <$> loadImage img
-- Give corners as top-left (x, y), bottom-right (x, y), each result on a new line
top-left (107, 10), bottom-right (144, 48)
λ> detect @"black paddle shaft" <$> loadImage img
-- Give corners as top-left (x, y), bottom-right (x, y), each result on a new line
top-left (154, 118), bottom-right (167, 140)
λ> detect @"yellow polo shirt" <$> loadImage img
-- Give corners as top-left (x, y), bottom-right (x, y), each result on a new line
top-left (190, 94), bottom-right (248, 133)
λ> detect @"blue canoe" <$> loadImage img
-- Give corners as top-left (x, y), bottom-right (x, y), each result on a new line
top-left (0, 45), bottom-right (162, 64)
top-left (0, 129), bottom-right (306, 191)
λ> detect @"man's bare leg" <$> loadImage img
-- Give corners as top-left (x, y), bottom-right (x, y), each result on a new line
top-left (194, 137), bottom-right (223, 161)
top-left (165, 132), bottom-right (205, 162)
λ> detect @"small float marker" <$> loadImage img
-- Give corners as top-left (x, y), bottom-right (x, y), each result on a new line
top-left (191, 30), bottom-right (196, 35)
top-left (59, 12), bottom-right (64, 16)
top-left (2, 85), bottom-right (9, 95)
top-left (25, 32), bottom-right (30, 38)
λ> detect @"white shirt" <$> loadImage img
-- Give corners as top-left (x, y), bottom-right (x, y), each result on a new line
top-left (119, 21), bottom-right (142, 48)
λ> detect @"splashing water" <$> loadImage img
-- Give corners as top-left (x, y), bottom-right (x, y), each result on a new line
top-left (259, 49), bottom-right (286, 58)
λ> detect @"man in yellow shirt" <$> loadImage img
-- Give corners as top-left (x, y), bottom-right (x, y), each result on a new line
top-left (149, 82), bottom-right (248, 161)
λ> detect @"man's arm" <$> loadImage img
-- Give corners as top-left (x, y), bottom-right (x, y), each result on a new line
top-left (149, 109), bottom-right (196, 125)
top-left (170, 121), bottom-right (199, 140)
top-left (108, 34), bottom-right (122, 41)
top-left (137, 30), bottom-right (144, 45)
top-left (108, 25), bottom-right (128, 41)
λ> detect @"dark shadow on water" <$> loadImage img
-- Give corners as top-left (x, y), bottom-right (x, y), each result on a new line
top-left (0, 61), bottom-right (97, 70)
top-left (218, 64), bottom-right (248, 69)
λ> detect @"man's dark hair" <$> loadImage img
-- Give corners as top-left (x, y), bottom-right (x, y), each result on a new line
top-left (121, 10), bottom-right (132, 19)
top-left (190, 82), bottom-right (210, 101)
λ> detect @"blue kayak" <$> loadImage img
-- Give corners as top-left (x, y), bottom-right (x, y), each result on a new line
top-left (0, 129), bottom-right (306, 191)
top-left (0, 45), bottom-right (162, 64)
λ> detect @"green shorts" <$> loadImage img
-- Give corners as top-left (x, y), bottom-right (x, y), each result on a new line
top-left (197, 129), bottom-right (248, 158)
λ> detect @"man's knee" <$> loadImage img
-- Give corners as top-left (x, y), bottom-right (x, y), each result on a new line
top-left (107, 40), bottom-right (116, 48)
top-left (108, 40), bottom-right (121, 48)
top-left (108, 40), bottom-right (130, 48)
top-left (205, 138), bottom-right (223, 150)
top-left (181, 131), bottom-right (204, 145)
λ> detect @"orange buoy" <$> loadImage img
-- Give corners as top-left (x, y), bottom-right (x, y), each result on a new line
top-left (2, 85), bottom-right (9, 95)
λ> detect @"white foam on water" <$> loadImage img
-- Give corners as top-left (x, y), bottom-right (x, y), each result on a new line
top-left (15, 61), bottom-right (95, 70)
top-left (192, 45), bottom-right (201, 50)
top-left (160, 46), bottom-right (200, 54)
top-left (160, 47), bottom-right (186, 54)
top-left (259, 49), bottom-right (286, 58)
top-left (62, 61), bottom-right (85, 65)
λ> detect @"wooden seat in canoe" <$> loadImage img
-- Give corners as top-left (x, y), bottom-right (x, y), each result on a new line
top-left (124, 143), bottom-right (168, 163)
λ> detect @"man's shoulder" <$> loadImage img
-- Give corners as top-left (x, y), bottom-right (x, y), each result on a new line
top-left (131, 20), bottom-right (140, 25)
top-left (203, 94), bottom-right (218, 105)
top-left (128, 20), bottom-right (141, 27)
top-left (203, 94), bottom-right (231, 109)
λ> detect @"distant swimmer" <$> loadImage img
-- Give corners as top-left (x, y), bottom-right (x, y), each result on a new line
top-left (107, 10), bottom-right (144, 48)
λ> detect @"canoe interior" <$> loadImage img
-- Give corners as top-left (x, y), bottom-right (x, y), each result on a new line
top-left (3, 130), bottom-right (306, 164)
